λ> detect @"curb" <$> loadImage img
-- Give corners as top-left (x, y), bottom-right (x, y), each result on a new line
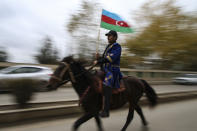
top-left (0, 91), bottom-right (197, 124)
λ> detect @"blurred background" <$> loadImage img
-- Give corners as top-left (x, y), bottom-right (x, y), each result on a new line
top-left (0, 1), bottom-right (197, 130)
top-left (0, 0), bottom-right (196, 71)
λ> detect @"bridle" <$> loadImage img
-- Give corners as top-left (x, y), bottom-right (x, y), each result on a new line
top-left (51, 61), bottom-right (96, 87)
top-left (51, 62), bottom-right (76, 85)
top-left (50, 61), bottom-right (98, 106)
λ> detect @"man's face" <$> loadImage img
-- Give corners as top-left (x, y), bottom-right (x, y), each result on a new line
top-left (107, 35), bottom-right (116, 44)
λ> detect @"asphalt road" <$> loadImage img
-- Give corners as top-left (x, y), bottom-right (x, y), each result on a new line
top-left (1, 98), bottom-right (197, 131)
top-left (0, 84), bottom-right (197, 105)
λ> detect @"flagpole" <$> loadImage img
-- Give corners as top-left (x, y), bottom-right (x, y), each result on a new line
top-left (96, 8), bottom-right (103, 56)
top-left (96, 28), bottom-right (100, 54)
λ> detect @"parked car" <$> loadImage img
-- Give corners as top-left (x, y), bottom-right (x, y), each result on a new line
top-left (0, 65), bottom-right (53, 91)
top-left (173, 74), bottom-right (197, 85)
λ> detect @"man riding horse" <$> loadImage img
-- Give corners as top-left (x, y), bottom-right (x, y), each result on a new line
top-left (47, 34), bottom-right (158, 130)
top-left (94, 30), bottom-right (122, 117)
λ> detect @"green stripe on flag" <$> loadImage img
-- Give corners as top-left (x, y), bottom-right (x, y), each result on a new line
top-left (101, 21), bottom-right (134, 33)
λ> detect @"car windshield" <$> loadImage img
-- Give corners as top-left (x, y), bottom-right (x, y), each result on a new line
top-left (182, 74), bottom-right (197, 78)
top-left (0, 66), bottom-right (19, 74)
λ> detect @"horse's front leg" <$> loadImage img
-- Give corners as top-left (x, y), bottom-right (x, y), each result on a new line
top-left (72, 113), bottom-right (94, 131)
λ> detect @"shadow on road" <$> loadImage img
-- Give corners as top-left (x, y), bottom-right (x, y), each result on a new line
top-left (140, 126), bottom-right (150, 131)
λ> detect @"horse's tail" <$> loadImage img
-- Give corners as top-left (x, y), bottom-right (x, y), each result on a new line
top-left (141, 79), bottom-right (158, 107)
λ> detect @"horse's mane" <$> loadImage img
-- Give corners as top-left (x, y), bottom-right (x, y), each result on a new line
top-left (61, 56), bottom-right (89, 67)
top-left (61, 56), bottom-right (96, 95)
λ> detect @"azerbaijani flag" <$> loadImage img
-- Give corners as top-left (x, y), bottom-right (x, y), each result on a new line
top-left (101, 9), bottom-right (133, 33)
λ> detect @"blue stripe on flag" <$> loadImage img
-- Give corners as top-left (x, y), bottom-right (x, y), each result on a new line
top-left (102, 9), bottom-right (123, 21)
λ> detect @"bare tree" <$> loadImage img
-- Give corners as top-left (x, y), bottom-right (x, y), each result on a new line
top-left (67, 0), bottom-right (102, 61)
top-left (35, 36), bottom-right (60, 64)
top-left (0, 47), bottom-right (8, 62)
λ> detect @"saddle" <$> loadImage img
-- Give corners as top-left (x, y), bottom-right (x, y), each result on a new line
top-left (95, 70), bottom-right (126, 94)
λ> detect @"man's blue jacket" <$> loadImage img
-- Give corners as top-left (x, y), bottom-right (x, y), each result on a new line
top-left (100, 42), bottom-right (122, 88)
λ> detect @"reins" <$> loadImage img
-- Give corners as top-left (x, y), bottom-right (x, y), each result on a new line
top-left (55, 62), bottom-right (97, 88)
top-left (78, 86), bottom-right (91, 106)
top-left (50, 62), bottom-right (98, 106)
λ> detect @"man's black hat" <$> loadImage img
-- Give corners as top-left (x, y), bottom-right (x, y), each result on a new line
top-left (105, 30), bottom-right (117, 37)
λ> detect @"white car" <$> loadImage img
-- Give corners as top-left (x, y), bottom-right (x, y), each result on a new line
top-left (173, 74), bottom-right (197, 85)
top-left (0, 65), bottom-right (53, 91)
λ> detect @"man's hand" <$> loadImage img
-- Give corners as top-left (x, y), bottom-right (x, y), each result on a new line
top-left (95, 53), bottom-right (100, 60)
top-left (93, 60), bottom-right (98, 65)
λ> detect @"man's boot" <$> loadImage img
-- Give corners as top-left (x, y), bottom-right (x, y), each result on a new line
top-left (100, 85), bottom-right (112, 118)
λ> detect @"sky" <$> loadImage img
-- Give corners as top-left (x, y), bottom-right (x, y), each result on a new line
top-left (0, 0), bottom-right (196, 63)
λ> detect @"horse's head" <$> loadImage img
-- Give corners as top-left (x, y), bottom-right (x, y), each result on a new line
top-left (47, 56), bottom-right (80, 90)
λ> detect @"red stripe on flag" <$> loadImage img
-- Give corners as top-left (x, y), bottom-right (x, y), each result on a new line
top-left (102, 15), bottom-right (116, 25)
top-left (101, 15), bottom-right (130, 27)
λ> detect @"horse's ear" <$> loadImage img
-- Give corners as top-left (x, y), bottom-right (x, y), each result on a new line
top-left (62, 56), bottom-right (74, 63)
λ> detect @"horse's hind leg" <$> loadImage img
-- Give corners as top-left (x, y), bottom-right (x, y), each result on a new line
top-left (135, 104), bottom-right (148, 126)
top-left (94, 115), bottom-right (103, 131)
top-left (72, 113), bottom-right (94, 131)
top-left (121, 105), bottom-right (134, 131)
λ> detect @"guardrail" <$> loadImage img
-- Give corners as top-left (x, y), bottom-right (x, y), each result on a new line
top-left (120, 68), bottom-right (197, 81)
top-left (1, 62), bottom-right (197, 81)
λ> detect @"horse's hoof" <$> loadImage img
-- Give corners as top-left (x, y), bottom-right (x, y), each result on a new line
top-left (72, 126), bottom-right (77, 131)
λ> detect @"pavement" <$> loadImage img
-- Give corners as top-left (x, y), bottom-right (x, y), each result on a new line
top-left (2, 99), bottom-right (197, 131)
top-left (0, 84), bottom-right (197, 125)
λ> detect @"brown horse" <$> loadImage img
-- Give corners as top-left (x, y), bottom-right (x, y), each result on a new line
top-left (47, 56), bottom-right (158, 131)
